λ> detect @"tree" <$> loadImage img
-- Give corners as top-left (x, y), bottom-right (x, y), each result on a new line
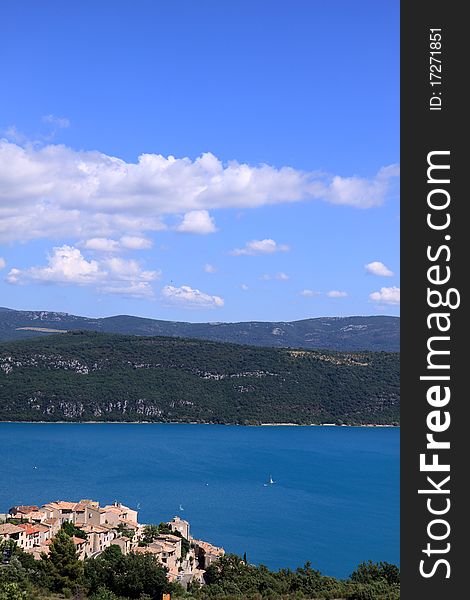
top-left (85, 547), bottom-right (170, 600)
top-left (157, 523), bottom-right (173, 535)
top-left (62, 521), bottom-right (87, 540)
top-left (110, 553), bottom-right (170, 600)
top-left (89, 588), bottom-right (120, 600)
top-left (142, 524), bottom-right (160, 544)
top-left (84, 545), bottom-right (124, 595)
top-left (116, 523), bottom-right (135, 539)
top-left (41, 530), bottom-right (83, 593)
top-left (350, 560), bottom-right (400, 586)
top-left (0, 581), bottom-right (25, 600)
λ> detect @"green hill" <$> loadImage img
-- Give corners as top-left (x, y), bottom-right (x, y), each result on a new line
top-left (0, 307), bottom-right (400, 351)
top-left (0, 331), bottom-right (399, 425)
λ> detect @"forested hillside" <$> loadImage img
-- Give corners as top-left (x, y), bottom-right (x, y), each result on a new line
top-left (0, 331), bottom-right (399, 425)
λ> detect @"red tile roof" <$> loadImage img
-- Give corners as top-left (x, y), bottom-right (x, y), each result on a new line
top-left (17, 523), bottom-right (41, 535)
top-left (11, 505), bottom-right (39, 514)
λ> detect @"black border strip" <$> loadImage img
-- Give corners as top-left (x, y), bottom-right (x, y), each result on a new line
top-left (401, 2), bottom-right (465, 597)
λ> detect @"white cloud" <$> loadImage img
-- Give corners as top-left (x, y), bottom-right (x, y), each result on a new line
top-left (240, 284), bottom-right (249, 291)
top-left (0, 140), bottom-right (399, 243)
top-left (204, 263), bottom-right (217, 273)
top-left (369, 286), bottom-right (400, 305)
top-left (102, 257), bottom-right (159, 283)
top-left (99, 282), bottom-right (155, 299)
top-left (42, 114), bottom-right (70, 129)
top-left (162, 285), bottom-right (224, 309)
top-left (176, 210), bottom-right (217, 234)
top-left (0, 257), bottom-right (5, 270)
top-left (325, 165), bottom-right (400, 208)
top-left (300, 289), bottom-right (320, 297)
top-left (365, 261), bottom-right (394, 277)
top-left (327, 290), bottom-right (348, 298)
top-left (81, 238), bottom-right (120, 252)
top-left (81, 236), bottom-right (153, 252)
top-left (3, 126), bottom-right (28, 144)
top-left (6, 245), bottom-right (103, 285)
top-left (6, 245), bottom-right (159, 298)
top-left (119, 235), bottom-right (153, 250)
top-left (261, 272), bottom-right (290, 281)
top-left (231, 238), bottom-right (290, 256)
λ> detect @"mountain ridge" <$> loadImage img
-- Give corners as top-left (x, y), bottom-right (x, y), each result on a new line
top-left (0, 308), bottom-right (399, 351)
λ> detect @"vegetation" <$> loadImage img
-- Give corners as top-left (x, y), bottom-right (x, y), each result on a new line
top-left (141, 525), bottom-right (190, 558)
top-left (0, 331), bottom-right (399, 425)
top-left (0, 308), bottom-right (400, 352)
top-left (0, 537), bottom-right (399, 600)
top-left (200, 554), bottom-right (400, 600)
top-left (115, 524), bottom-right (135, 540)
top-left (84, 546), bottom-right (171, 599)
top-left (40, 530), bottom-right (83, 593)
top-left (61, 521), bottom-right (87, 540)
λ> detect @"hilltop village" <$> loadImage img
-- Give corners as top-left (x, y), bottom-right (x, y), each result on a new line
top-left (0, 499), bottom-right (224, 586)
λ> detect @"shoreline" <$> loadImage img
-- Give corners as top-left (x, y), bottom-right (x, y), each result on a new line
top-left (0, 420), bottom-right (399, 427)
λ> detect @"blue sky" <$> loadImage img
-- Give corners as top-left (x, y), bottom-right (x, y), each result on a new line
top-left (0, 0), bottom-right (399, 322)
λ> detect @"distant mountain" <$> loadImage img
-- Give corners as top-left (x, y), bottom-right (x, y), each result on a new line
top-left (0, 308), bottom-right (399, 351)
top-left (0, 331), bottom-right (400, 425)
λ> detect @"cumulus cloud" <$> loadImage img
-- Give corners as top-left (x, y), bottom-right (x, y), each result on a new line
top-left (240, 284), bottom-right (249, 291)
top-left (365, 261), bottom-right (394, 277)
top-left (162, 285), bottom-right (224, 309)
top-left (231, 239), bottom-right (290, 256)
top-left (6, 245), bottom-right (160, 298)
top-left (119, 236), bottom-right (153, 250)
top-left (81, 236), bottom-right (153, 252)
top-left (101, 257), bottom-right (159, 283)
top-left (369, 286), bottom-right (400, 305)
top-left (327, 290), bottom-right (348, 298)
top-left (6, 246), bottom-right (103, 285)
top-left (0, 257), bottom-right (5, 270)
top-left (81, 238), bottom-right (120, 252)
top-left (204, 263), bottom-right (217, 273)
top-left (0, 140), bottom-right (399, 244)
top-left (324, 165), bottom-right (400, 208)
top-left (300, 289), bottom-right (321, 297)
top-left (176, 210), bottom-right (217, 234)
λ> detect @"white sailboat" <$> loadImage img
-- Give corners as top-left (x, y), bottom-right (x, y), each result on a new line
top-left (269, 475), bottom-right (275, 484)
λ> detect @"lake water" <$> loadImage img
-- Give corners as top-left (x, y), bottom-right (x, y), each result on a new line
top-left (0, 423), bottom-right (399, 578)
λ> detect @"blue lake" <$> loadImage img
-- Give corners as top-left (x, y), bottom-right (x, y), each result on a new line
top-left (0, 423), bottom-right (399, 578)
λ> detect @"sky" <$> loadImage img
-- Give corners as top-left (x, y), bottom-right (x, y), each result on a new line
top-left (0, 0), bottom-right (400, 322)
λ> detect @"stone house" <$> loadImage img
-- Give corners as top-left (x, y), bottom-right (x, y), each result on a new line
top-left (82, 524), bottom-right (116, 555)
top-left (111, 536), bottom-right (134, 555)
top-left (0, 523), bottom-right (26, 548)
top-left (168, 516), bottom-right (190, 540)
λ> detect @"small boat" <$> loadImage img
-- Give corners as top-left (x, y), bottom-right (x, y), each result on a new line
top-left (179, 504), bottom-right (184, 511)
top-left (268, 475), bottom-right (275, 484)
